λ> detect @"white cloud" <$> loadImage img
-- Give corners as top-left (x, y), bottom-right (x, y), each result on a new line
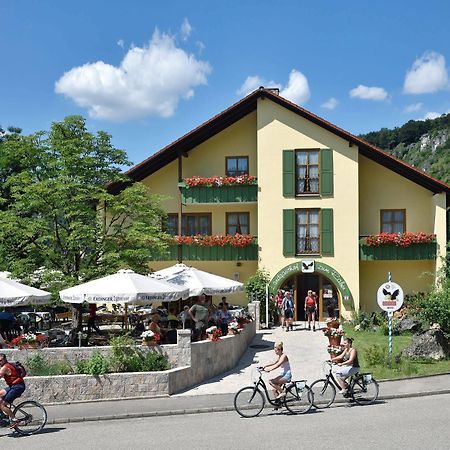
top-left (404, 102), bottom-right (423, 113)
top-left (403, 52), bottom-right (449, 94)
top-left (280, 70), bottom-right (311, 104)
top-left (55, 30), bottom-right (211, 121)
top-left (180, 18), bottom-right (192, 41)
top-left (321, 97), bottom-right (339, 110)
top-left (237, 69), bottom-right (310, 105)
top-left (117, 39), bottom-right (125, 49)
top-left (349, 85), bottom-right (388, 101)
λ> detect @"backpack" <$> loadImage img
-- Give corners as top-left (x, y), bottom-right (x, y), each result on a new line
top-left (11, 361), bottom-right (27, 379)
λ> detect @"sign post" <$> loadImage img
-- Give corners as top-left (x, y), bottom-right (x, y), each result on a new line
top-left (377, 272), bottom-right (404, 368)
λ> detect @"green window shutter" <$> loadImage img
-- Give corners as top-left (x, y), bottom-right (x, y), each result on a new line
top-left (321, 209), bottom-right (334, 256)
top-left (283, 150), bottom-right (295, 197)
top-left (320, 148), bottom-right (333, 196)
top-left (283, 209), bottom-right (295, 257)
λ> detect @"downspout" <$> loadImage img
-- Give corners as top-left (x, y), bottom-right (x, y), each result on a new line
top-left (178, 155), bottom-right (183, 263)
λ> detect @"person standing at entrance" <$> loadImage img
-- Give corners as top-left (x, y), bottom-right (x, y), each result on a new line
top-left (282, 291), bottom-right (294, 332)
top-left (304, 290), bottom-right (318, 331)
top-left (275, 290), bottom-right (285, 328)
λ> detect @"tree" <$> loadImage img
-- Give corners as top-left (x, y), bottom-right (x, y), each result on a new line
top-left (245, 269), bottom-right (274, 325)
top-left (0, 116), bottom-right (171, 330)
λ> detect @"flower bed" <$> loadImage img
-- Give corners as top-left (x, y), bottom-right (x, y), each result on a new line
top-left (184, 174), bottom-right (256, 188)
top-left (365, 232), bottom-right (435, 247)
top-left (174, 234), bottom-right (254, 247)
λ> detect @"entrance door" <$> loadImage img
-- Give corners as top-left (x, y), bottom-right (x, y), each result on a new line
top-left (295, 274), bottom-right (319, 321)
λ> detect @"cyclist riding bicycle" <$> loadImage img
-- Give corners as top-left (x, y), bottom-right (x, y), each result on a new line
top-left (330, 337), bottom-right (359, 395)
top-left (0, 353), bottom-right (26, 428)
top-left (263, 341), bottom-right (292, 400)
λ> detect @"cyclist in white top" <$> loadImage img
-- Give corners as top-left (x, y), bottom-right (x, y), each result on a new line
top-left (263, 341), bottom-right (292, 399)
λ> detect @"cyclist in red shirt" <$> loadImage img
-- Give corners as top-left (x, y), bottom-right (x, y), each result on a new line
top-left (0, 353), bottom-right (26, 428)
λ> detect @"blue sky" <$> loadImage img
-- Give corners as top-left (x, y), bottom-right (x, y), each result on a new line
top-left (1, 0), bottom-right (449, 167)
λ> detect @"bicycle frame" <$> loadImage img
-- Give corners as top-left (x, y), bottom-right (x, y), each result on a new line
top-left (323, 362), bottom-right (358, 388)
top-left (250, 370), bottom-right (283, 407)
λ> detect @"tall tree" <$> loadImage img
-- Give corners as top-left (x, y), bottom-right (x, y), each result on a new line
top-left (0, 116), bottom-right (170, 329)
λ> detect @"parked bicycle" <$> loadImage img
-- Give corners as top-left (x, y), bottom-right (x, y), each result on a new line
top-left (0, 400), bottom-right (47, 436)
top-left (234, 367), bottom-right (314, 417)
top-left (310, 361), bottom-right (379, 408)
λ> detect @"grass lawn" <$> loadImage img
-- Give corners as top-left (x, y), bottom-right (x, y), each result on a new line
top-left (342, 324), bottom-right (450, 380)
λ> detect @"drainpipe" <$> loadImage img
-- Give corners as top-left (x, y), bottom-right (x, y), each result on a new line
top-left (178, 155), bottom-right (183, 263)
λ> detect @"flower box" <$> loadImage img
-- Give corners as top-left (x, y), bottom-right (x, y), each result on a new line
top-left (178, 180), bottom-right (257, 204)
top-left (206, 326), bottom-right (222, 341)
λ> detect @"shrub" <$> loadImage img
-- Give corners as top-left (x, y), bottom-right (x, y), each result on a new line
top-left (77, 351), bottom-right (109, 375)
top-left (245, 269), bottom-right (275, 324)
top-left (26, 353), bottom-right (72, 376)
top-left (416, 286), bottom-right (450, 333)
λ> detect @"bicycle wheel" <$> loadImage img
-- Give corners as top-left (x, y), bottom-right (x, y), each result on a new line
top-left (284, 384), bottom-right (313, 414)
top-left (309, 378), bottom-right (336, 409)
top-left (234, 386), bottom-right (265, 418)
top-left (350, 374), bottom-right (379, 405)
top-left (12, 400), bottom-right (47, 435)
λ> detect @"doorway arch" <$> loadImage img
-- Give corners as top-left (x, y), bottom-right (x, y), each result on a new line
top-left (268, 261), bottom-right (353, 320)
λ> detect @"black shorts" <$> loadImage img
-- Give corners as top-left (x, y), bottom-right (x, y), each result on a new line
top-left (307, 306), bottom-right (316, 314)
top-left (284, 309), bottom-right (293, 319)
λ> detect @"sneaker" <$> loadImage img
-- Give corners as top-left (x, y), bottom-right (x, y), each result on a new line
top-left (313, 326), bottom-right (316, 331)
top-left (9, 418), bottom-right (20, 429)
top-left (308, 326), bottom-right (311, 331)
top-left (339, 389), bottom-right (348, 395)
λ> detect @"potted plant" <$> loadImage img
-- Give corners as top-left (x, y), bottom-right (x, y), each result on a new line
top-left (11, 333), bottom-right (46, 350)
top-left (228, 321), bottom-right (240, 335)
top-left (326, 318), bottom-right (340, 329)
top-left (140, 330), bottom-right (160, 346)
top-left (206, 326), bottom-right (222, 341)
top-left (323, 327), bottom-right (344, 346)
top-left (327, 345), bottom-right (343, 357)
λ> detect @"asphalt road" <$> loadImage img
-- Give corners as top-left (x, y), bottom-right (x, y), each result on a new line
top-left (2, 394), bottom-right (449, 449)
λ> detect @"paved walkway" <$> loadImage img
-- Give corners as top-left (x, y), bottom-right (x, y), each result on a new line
top-left (176, 320), bottom-right (329, 396)
top-left (44, 322), bottom-right (450, 424)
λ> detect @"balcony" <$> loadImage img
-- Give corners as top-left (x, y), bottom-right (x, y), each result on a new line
top-left (359, 238), bottom-right (437, 261)
top-left (178, 182), bottom-right (257, 204)
top-left (155, 243), bottom-right (259, 261)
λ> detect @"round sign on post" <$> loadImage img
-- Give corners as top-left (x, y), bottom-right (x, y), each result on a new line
top-left (377, 282), bottom-right (404, 312)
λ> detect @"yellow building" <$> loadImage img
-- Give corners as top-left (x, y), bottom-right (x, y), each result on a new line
top-left (116, 88), bottom-right (449, 320)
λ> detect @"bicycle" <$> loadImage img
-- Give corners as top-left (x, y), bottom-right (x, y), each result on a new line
top-left (234, 367), bottom-right (314, 417)
top-left (309, 361), bottom-right (379, 408)
top-left (0, 400), bottom-right (47, 436)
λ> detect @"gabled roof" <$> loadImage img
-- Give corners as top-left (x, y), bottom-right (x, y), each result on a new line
top-left (110, 88), bottom-right (450, 196)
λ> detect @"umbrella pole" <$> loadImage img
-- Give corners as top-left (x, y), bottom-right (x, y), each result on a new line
top-left (124, 304), bottom-right (128, 331)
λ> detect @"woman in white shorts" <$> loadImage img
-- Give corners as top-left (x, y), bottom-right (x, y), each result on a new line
top-left (263, 341), bottom-right (292, 399)
top-left (331, 337), bottom-right (359, 395)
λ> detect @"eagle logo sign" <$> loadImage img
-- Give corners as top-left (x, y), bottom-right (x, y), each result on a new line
top-left (301, 260), bottom-right (314, 273)
top-left (377, 282), bottom-right (404, 312)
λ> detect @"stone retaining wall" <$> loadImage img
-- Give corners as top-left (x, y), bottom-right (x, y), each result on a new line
top-left (1, 319), bottom-right (256, 403)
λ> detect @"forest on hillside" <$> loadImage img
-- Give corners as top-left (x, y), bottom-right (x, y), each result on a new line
top-left (360, 113), bottom-right (450, 184)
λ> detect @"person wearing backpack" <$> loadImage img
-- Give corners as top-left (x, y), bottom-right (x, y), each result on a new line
top-left (282, 291), bottom-right (295, 332)
top-left (0, 353), bottom-right (26, 428)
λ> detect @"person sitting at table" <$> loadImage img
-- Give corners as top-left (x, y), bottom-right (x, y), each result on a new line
top-left (148, 312), bottom-right (166, 342)
top-left (167, 308), bottom-right (180, 329)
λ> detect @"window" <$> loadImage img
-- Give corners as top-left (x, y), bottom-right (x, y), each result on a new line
top-left (226, 212), bottom-right (249, 235)
top-left (226, 156), bottom-right (249, 176)
top-left (380, 210), bottom-right (406, 233)
top-left (296, 149), bottom-right (319, 194)
top-left (296, 209), bottom-right (320, 254)
top-left (167, 213), bottom-right (211, 236)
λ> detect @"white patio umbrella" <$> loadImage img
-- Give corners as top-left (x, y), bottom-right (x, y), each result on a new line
top-left (59, 269), bottom-right (189, 304)
top-left (0, 277), bottom-right (51, 307)
top-left (151, 263), bottom-right (244, 297)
